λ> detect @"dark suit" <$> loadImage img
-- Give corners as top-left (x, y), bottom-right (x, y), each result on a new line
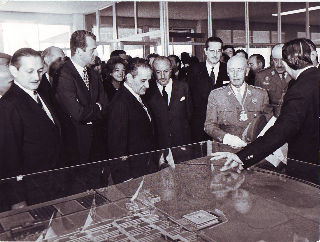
top-left (188, 61), bottom-right (229, 142)
top-left (145, 79), bottom-right (192, 149)
top-left (37, 74), bottom-right (53, 103)
top-left (55, 58), bottom-right (108, 163)
top-left (0, 83), bottom-right (62, 208)
top-left (107, 85), bottom-right (156, 183)
top-left (237, 67), bottom-right (319, 184)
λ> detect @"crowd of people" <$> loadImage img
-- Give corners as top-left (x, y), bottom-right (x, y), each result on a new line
top-left (0, 29), bottom-right (318, 210)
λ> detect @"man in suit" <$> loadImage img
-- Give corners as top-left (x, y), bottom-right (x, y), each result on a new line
top-left (55, 30), bottom-right (108, 164)
top-left (205, 55), bottom-right (271, 149)
top-left (145, 57), bottom-right (192, 164)
top-left (0, 64), bottom-right (13, 98)
top-left (255, 44), bottom-right (291, 117)
top-left (188, 37), bottom-right (229, 142)
top-left (0, 48), bottom-right (62, 210)
top-left (107, 58), bottom-right (156, 184)
top-left (247, 54), bottom-right (265, 85)
top-left (38, 46), bottom-right (65, 102)
top-left (212, 38), bottom-right (319, 184)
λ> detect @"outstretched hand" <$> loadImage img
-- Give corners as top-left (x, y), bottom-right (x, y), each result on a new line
top-left (211, 152), bottom-right (244, 172)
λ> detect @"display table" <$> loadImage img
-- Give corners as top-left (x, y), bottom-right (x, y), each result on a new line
top-left (0, 152), bottom-right (318, 242)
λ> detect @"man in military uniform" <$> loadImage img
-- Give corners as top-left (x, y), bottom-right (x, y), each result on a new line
top-left (205, 56), bottom-right (271, 149)
top-left (255, 44), bottom-right (291, 117)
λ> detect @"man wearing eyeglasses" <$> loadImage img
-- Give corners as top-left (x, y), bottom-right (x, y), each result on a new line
top-left (255, 44), bottom-right (291, 117)
top-left (205, 55), bottom-right (271, 149)
top-left (188, 37), bottom-right (229, 143)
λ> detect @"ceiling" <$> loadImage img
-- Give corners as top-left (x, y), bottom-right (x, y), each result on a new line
top-left (0, 1), bottom-right (319, 26)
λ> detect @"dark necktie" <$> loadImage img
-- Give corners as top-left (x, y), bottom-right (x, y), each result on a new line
top-left (162, 85), bottom-right (168, 105)
top-left (33, 91), bottom-right (43, 109)
top-left (210, 67), bottom-right (215, 86)
top-left (83, 67), bottom-right (90, 89)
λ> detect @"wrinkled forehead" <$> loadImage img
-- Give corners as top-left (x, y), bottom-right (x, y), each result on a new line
top-left (272, 44), bottom-right (284, 59)
top-left (227, 56), bottom-right (247, 69)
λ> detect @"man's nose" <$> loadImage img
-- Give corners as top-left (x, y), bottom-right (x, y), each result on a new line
top-left (145, 81), bottom-right (149, 88)
top-left (34, 71), bottom-right (40, 80)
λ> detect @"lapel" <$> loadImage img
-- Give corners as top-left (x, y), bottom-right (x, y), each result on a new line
top-left (13, 84), bottom-right (60, 130)
top-left (169, 80), bottom-right (178, 110)
top-left (67, 59), bottom-right (91, 98)
top-left (243, 84), bottom-right (253, 109)
top-left (87, 67), bottom-right (98, 101)
top-left (227, 84), bottom-right (242, 109)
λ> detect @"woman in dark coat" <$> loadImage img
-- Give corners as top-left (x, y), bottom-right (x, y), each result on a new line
top-left (102, 56), bottom-right (126, 101)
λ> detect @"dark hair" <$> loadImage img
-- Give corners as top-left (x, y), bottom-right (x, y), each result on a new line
top-left (126, 57), bottom-right (151, 78)
top-left (235, 49), bottom-right (248, 59)
top-left (152, 56), bottom-right (172, 70)
top-left (223, 45), bottom-right (235, 55)
top-left (205, 37), bottom-right (223, 50)
top-left (282, 38), bottom-right (313, 70)
top-left (168, 55), bottom-right (181, 67)
top-left (10, 48), bottom-right (41, 69)
top-left (70, 30), bottom-right (96, 57)
top-left (146, 53), bottom-right (160, 62)
top-left (110, 49), bottom-right (126, 58)
top-left (106, 56), bottom-right (126, 75)
top-left (250, 54), bottom-right (265, 69)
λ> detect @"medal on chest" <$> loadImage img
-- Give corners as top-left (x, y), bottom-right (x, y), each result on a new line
top-left (239, 110), bottom-right (248, 121)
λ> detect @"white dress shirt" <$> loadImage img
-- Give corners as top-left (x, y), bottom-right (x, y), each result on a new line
top-left (231, 82), bottom-right (246, 100)
top-left (206, 61), bottom-right (220, 81)
top-left (15, 81), bottom-right (55, 123)
top-left (157, 78), bottom-right (173, 106)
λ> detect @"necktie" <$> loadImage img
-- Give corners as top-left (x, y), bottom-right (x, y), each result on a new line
top-left (162, 85), bottom-right (168, 105)
top-left (210, 67), bottom-right (215, 86)
top-left (33, 91), bottom-right (43, 109)
top-left (139, 98), bottom-right (151, 122)
top-left (83, 67), bottom-right (90, 89)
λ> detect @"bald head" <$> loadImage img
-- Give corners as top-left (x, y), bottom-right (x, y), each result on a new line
top-left (42, 46), bottom-right (65, 71)
top-left (271, 44), bottom-right (285, 74)
top-left (0, 65), bottom-right (13, 96)
top-left (227, 56), bottom-right (248, 88)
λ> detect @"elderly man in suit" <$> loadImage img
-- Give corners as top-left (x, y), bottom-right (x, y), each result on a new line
top-left (107, 58), bottom-right (156, 184)
top-left (0, 64), bottom-right (13, 98)
top-left (255, 44), bottom-right (291, 117)
top-left (212, 38), bottom-right (319, 184)
top-left (188, 37), bottom-right (229, 142)
top-left (205, 55), bottom-right (271, 149)
top-left (0, 48), bottom-right (62, 210)
top-left (55, 30), bottom-right (108, 164)
top-left (145, 56), bottom-right (192, 165)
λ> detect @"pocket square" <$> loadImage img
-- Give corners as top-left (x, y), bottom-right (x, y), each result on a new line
top-left (180, 96), bottom-right (186, 101)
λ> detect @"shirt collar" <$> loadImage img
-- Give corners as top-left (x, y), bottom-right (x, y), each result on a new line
top-left (71, 57), bottom-right (85, 78)
top-left (230, 82), bottom-right (246, 96)
top-left (296, 65), bottom-right (314, 79)
top-left (206, 60), bottom-right (220, 74)
top-left (156, 78), bottom-right (173, 94)
top-left (14, 81), bottom-right (37, 101)
top-left (124, 82), bottom-right (142, 102)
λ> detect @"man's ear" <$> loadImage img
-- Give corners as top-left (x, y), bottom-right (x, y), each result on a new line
top-left (9, 65), bottom-right (18, 78)
top-left (126, 73), bottom-right (133, 83)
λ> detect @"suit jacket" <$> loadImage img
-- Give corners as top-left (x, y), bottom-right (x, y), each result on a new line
top-left (205, 84), bottom-right (271, 143)
top-left (107, 85), bottom-right (156, 183)
top-left (188, 61), bottom-right (229, 142)
top-left (255, 67), bottom-right (291, 117)
top-left (238, 67), bottom-right (319, 168)
top-left (145, 79), bottom-right (192, 149)
top-left (0, 83), bottom-right (61, 206)
top-left (55, 58), bottom-right (108, 162)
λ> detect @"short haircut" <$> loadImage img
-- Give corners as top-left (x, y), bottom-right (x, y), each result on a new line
top-left (110, 49), bottom-right (126, 58)
top-left (303, 38), bottom-right (316, 51)
top-left (282, 38), bottom-right (313, 70)
top-left (0, 52), bottom-right (12, 63)
top-left (70, 30), bottom-right (96, 57)
top-left (168, 54), bottom-right (181, 67)
top-left (205, 37), bottom-right (223, 50)
top-left (106, 56), bottom-right (126, 75)
top-left (235, 49), bottom-right (248, 59)
top-left (250, 54), bottom-right (265, 69)
top-left (146, 53), bottom-right (160, 62)
top-left (152, 56), bottom-right (172, 70)
top-left (223, 45), bottom-right (235, 55)
top-left (126, 57), bottom-right (151, 78)
top-left (10, 48), bottom-right (41, 69)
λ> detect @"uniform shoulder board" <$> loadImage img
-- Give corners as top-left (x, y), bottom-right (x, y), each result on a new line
top-left (251, 85), bottom-right (266, 91)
